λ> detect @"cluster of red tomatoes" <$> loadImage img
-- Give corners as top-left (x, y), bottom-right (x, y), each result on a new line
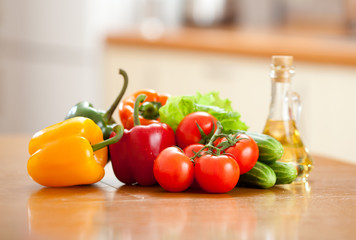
top-left (153, 112), bottom-right (259, 193)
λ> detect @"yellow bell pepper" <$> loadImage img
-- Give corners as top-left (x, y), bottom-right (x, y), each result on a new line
top-left (28, 117), bottom-right (123, 187)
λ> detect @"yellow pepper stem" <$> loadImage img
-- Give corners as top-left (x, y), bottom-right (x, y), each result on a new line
top-left (91, 124), bottom-right (124, 152)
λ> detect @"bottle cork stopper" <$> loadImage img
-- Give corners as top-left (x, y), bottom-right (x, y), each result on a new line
top-left (270, 56), bottom-right (295, 82)
top-left (272, 55), bottom-right (293, 67)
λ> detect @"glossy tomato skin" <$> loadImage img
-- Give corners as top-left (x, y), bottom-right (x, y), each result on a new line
top-left (183, 144), bottom-right (206, 159)
top-left (183, 144), bottom-right (206, 189)
top-left (175, 112), bottom-right (217, 149)
top-left (216, 134), bottom-right (259, 174)
top-left (195, 155), bottom-right (240, 193)
top-left (153, 147), bottom-right (194, 192)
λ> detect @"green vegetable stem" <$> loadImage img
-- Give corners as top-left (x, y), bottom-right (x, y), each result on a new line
top-left (65, 69), bottom-right (128, 139)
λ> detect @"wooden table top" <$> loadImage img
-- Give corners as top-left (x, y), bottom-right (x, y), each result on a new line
top-left (1, 135), bottom-right (356, 240)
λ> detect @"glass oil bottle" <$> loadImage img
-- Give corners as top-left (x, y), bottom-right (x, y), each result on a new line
top-left (263, 56), bottom-right (313, 183)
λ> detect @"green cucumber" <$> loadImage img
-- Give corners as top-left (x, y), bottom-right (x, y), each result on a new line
top-left (234, 130), bottom-right (284, 164)
top-left (268, 161), bottom-right (297, 184)
top-left (238, 161), bottom-right (276, 189)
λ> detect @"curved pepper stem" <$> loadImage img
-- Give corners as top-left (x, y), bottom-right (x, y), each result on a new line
top-left (92, 124), bottom-right (124, 152)
top-left (103, 69), bottom-right (129, 123)
top-left (133, 94), bottom-right (147, 126)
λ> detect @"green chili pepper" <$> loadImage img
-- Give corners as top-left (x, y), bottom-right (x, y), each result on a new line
top-left (65, 69), bottom-right (128, 139)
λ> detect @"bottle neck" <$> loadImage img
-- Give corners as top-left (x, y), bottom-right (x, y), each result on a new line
top-left (268, 81), bottom-right (293, 121)
top-left (265, 57), bottom-right (302, 126)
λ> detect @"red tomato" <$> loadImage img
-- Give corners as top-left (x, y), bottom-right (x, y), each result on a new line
top-left (153, 147), bottom-right (194, 192)
top-left (176, 112), bottom-right (218, 149)
top-left (216, 134), bottom-right (259, 174)
top-left (183, 144), bottom-right (206, 159)
top-left (183, 144), bottom-right (206, 189)
top-left (194, 154), bottom-right (240, 193)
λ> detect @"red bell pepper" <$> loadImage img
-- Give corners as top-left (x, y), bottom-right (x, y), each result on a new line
top-left (109, 94), bottom-right (176, 186)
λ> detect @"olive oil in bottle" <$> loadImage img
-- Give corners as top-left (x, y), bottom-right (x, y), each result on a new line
top-left (263, 56), bottom-right (313, 183)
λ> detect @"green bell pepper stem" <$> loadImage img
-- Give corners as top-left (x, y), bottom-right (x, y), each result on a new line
top-left (103, 69), bottom-right (129, 123)
top-left (133, 94), bottom-right (147, 126)
top-left (92, 124), bottom-right (124, 152)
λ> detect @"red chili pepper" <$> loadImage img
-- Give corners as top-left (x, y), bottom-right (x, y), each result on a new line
top-left (109, 94), bottom-right (176, 186)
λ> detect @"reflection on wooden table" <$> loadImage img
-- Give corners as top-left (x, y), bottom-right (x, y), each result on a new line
top-left (27, 181), bottom-right (312, 240)
top-left (28, 186), bottom-right (106, 240)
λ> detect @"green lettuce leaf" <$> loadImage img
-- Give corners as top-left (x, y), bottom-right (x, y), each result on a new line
top-left (159, 91), bottom-right (248, 133)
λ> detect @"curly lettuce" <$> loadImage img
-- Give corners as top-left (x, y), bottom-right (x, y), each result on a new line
top-left (159, 91), bottom-right (248, 133)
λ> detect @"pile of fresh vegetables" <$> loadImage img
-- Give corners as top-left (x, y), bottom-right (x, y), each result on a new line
top-left (27, 69), bottom-right (297, 193)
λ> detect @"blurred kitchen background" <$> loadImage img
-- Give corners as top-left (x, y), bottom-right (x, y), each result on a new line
top-left (0, 0), bottom-right (355, 163)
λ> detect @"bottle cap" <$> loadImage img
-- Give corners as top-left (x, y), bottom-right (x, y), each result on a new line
top-left (270, 56), bottom-right (295, 82)
top-left (272, 55), bottom-right (293, 67)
